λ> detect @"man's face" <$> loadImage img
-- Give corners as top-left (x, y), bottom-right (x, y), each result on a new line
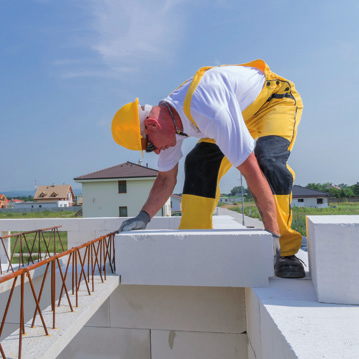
top-left (145, 118), bottom-right (176, 155)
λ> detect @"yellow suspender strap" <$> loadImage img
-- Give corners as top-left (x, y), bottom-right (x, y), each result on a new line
top-left (182, 59), bottom-right (269, 128)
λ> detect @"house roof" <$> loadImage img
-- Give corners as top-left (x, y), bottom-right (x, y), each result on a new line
top-left (292, 185), bottom-right (333, 198)
top-left (74, 161), bottom-right (159, 181)
top-left (34, 185), bottom-right (75, 201)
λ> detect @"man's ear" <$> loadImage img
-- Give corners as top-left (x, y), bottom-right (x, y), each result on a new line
top-left (145, 117), bottom-right (160, 129)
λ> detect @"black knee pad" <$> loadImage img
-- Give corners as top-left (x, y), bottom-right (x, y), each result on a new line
top-left (183, 142), bottom-right (225, 198)
top-left (254, 136), bottom-right (293, 195)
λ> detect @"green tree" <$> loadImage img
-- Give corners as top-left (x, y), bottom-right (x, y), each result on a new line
top-left (341, 187), bottom-right (354, 198)
top-left (326, 187), bottom-right (341, 198)
top-left (352, 182), bottom-right (359, 196)
top-left (306, 183), bottom-right (331, 191)
top-left (230, 186), bottom-right (245, 196)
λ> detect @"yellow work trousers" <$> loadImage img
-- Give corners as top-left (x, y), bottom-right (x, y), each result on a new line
top-left (179, 75), bottom-right (303, 257)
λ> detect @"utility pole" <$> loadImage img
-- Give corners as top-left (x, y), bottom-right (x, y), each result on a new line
top-left (238, 176), bottom-right (245, 226)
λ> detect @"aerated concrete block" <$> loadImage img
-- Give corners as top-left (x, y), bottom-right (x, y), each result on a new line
top-left (58, 327), bottom-right (151, 359)
top-left (115, 229), bottom-right (274, 287)
top-left (307, 215), bottom-right (359, 304)
top-left (151, 330), bottom-right (247, 359)
top-left (109, 285), bottom-right (246, 333)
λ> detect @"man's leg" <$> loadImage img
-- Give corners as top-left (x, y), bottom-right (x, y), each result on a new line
top-left (179, 141), bottom-right (232, 229)
top-left (255, 135), bottom-right (305, 278)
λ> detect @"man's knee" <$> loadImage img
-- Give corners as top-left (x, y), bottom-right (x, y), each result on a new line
top-left (254, 136), bottom-right (293, 195)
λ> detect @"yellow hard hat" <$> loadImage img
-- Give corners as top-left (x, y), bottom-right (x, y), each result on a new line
top-left (112, 98), bottom-right (152, 151)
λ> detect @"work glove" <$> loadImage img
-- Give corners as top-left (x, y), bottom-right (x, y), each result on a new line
top-left (118, 210), bottom-right (151, 232)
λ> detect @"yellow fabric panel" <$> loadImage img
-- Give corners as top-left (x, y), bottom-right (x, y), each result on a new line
top-left (179, 194), bottom-right (216, 229)
top-left (273, 194), bottom-right (302, 256)
top-left (243, 79), bottom-right (303, 142)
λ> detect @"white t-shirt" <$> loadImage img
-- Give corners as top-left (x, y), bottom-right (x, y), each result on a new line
top-left (158, 65), bottom-right (265, 172)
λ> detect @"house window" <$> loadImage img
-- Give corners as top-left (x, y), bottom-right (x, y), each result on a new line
top-left (298, 199), bottom-right (304, 203)
top-left (317, 198), bottom-right (323, 204)
top-left (119, 206), bottom-right (128, 217)
top-left (118, 181), bottom-right (127, 193)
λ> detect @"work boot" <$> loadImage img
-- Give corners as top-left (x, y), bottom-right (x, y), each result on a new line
top-left (275, 255), bottom-right (305, 278)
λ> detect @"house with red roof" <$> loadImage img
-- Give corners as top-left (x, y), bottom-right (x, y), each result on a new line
top-left (74, 161), bottom-right (171, 218)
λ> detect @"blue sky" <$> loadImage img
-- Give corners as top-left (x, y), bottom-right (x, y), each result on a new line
top-left (1, 0), bottom-right (358, 195)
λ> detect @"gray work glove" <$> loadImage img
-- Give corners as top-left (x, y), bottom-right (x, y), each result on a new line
top-left (118, 210), bottom-right (151, 232)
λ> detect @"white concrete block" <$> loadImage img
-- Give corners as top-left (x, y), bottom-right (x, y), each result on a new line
top-left (0, 232), bottom-right (11, 265)
top-left (260, 304), bottom-right (298, 359)
top-left (110, 285), bottom-right (246, 333)
top-left (248, 342), bottom-right (256, 359)
top-left (58, 327), bottom-right (150, 359)
top-left (307, 215), bottom-right (359, 304)
top-left (85, 297), bottom-right (110, 327)
top-left (261, 298), bottom-right (359, 359)
top-left (78, 218), bottom-right (106, 231)
top-left (115, 229), bottom-right (273, 287)
top-left (148, 216), bottom-right (181, 230)
top-left (0, 218), bottom-right (81, 232)
top-left (67, 231), bottom-right (96, 248)
top-left (151, 330), bottom-right (247, 359)
top-left (57, 218), bottom-right (79, 231)
top-left (104, 217), bottom-right (123, 231)
top-left (251, 276), bottom-right (359, 359)
top-left (245, 288), bottom-right (262, 359)
top-left (95, 230), bottom-right (112, 239)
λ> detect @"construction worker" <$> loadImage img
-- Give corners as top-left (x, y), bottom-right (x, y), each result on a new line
top-left (111, 59), bottom-right (304, 278)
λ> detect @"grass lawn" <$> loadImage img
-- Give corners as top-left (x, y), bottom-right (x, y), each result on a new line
top-left (224, 201), bottom-right (359, 236)
top-left (0, 210), bottom-right (80, 219)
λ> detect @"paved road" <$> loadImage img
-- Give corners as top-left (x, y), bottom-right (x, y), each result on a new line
top-left (216, 207), bottom-right (265, 229)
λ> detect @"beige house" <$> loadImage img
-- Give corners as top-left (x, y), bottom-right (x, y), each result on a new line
top-left (74, 161), bottom-right (171, 218)
top-left (33, 185), bottom-right (75, 205)
top-left (291, 185), bottom-right (332, 208)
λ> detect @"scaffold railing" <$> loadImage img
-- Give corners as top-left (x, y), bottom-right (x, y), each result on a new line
top-left (0, 231), bottom-right (116, 359)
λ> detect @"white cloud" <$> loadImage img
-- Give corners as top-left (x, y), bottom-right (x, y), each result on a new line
top-left (55, 0), bottom-right (187, 78)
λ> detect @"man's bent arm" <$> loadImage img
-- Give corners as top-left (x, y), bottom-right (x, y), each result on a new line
top-left (237, 153), bottom-right (279, 235)
top-left (142, 164), bottom-right (178, 218)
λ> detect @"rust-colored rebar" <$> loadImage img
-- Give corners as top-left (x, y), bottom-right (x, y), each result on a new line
top-left (0, 230), bottom-right (117, 359)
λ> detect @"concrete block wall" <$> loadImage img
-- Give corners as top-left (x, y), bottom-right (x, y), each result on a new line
top-left (59, 228), bottom-right (275, 359)
top-left (59, 285), bottom-right (248, 359)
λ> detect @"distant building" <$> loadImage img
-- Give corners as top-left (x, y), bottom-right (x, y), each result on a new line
top-left (74, 161), bottom-right (171, 218)
top-left (34, 185), bottom-right (75, 206)
top-left (219, 196), bottom-right (243, 204)
top-left (291, 185), bottom-right (333, 208)
top-left (14, 200), bottom-right (71, 210)
top-left (0, 194), bottom-right (8, 209)
top-left (6, 199), bottom-right (24, 209)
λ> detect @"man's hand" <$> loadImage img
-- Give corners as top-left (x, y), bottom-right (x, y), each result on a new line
top-left (118, 211), bottom-right (151, 232)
